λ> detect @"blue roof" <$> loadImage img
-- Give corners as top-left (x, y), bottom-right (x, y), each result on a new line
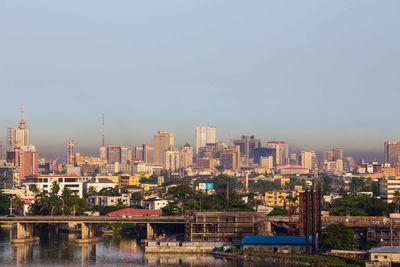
top-left (240, 236), bottom-right (308, 246)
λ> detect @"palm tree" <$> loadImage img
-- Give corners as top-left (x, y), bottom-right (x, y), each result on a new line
top-left (10, 196), bottom-right (23, 215)
top-left (393, 191), bottom-right (400, 213)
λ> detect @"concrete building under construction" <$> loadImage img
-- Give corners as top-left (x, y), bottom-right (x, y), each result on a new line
top-left (185, 211), bottom-right (268, 244)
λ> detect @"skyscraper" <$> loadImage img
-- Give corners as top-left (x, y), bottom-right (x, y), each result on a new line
top-left (66, 140), bottom-right (75, 166)
top-left (7, 106), bottom-right (29, 151)
top-left (233, 135), bottom-right (260, 159)
top-left (384, 141), bottom-right (400, 167)
top-left (164, 147), bottom-right (180, 171)
top-left (180, 143), bottom-right (193, 169)
top-left (195, 125), bottom-right (216, 155)
top-left (142, 144), bottom-right (154, 164)
top-left (266, 141), bottom-right (289, 166)
top-left (7, 145), bottom-right (39, 184)
top-left (301, 150), bottom-right (317, 171)
top-left (153, 131), bottom-right (174, 165)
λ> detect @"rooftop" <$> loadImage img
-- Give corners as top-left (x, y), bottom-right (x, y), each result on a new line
top-left (240, 236), bottom-right (309, 246)
top-left (369, 246), bottom-right (400, 254)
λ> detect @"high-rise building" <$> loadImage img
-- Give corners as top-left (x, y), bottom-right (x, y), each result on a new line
top-left (66, 140), bottom-right (75, 166)
top-left (220, 146), bottom-right (240, 170)
top-left (260, 156), bottom-right (274, 169)
top-left (0, 141), bottom-right (4, 161)
top-left (163, 147), bottom-right (180, 172)
top-left (266, 141), bottom-right (289, 166)
top-left (7, 145), bottom-right (39, 183)
top-left (7, 106), bottom-right (29, 151)
top-left (195, 125), bottom-right (216, 155)
top-left (142, 144), bottom-right (154, 164)
top-left (107, 146), bottom-right (122, 164)
top-left (301, 150), bottom-right (317, 171)
top-left (384, 141), bottom-right (400, 167)
top-left (180, 143), bottom-right (193, 169)
top-left (233, 135), bottom-right (260, 159)
top-left (121, 146), bottom-right (132, 163)
top-left (99, 146), bottom-right (107, 161)
top-left (154, 131), bottom-right (174, 165)
top-left (324, 148), bottom-right (344, 161)
top-left (134, 146), bottom-right (143, 161)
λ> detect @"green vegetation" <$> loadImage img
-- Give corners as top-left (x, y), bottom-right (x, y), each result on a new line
top-left (322, 223), bottom-right (356, 250)
top-left (29, 182), bottom-right (88, 216)
top-left (268, 208), bottom-right (288, 216)
top-left (162, 175), bottom-right (253, 215)
top-left (330, 195), bottom-right (390, 216)
top-left (0, 190), bottom-right (11, 215)
top-left (243, 251), bottom-right (363, 267)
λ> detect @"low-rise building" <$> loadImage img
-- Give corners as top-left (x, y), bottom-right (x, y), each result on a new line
top-left (143, 198), bottom-right (170, 210)
top-left (380, 177), bottom-right (400, 203)
top-left (264, 191), bottom-right (288, 208)
top-left (86, 177), bottom-right (116, 193)
top-left (87, 194), bottom-right (130, 207)
top-left (240, 236), bottom-right (309, 254)
top-left (369, 246), bottom-right (400, 264)
top-left (24, 175), bottom-right (86, 198)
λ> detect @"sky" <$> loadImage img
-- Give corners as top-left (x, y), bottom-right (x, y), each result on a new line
top-left (0, 0), bottom-right (399, 160)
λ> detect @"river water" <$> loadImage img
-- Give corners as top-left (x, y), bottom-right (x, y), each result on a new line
top-left (0, 226), bottom-right (292, 267)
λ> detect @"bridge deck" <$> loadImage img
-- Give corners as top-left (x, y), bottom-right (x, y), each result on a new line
top-left (0, 216), bottom-right (187, 224)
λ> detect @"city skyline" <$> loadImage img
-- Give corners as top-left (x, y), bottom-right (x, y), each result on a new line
top-left (1, 1), bottom-right (400, 160)
top-left (0, 107), bottom-right (389, 162)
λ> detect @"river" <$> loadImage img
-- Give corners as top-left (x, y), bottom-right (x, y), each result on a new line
top-left (0, 226), bottom-right (293, 267)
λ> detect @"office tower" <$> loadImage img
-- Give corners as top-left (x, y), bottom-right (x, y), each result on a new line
top-left (7, 107), bottom-right (30, 151)
top-left (66, 140), bottom-right (75, 166)
top-left (384, 141), bottom-right (400, 167)
top-left (121, 146), bottom-right (132, 163)
top-left (0, 141), bottom-right (4, 160)
top-left (107, 146), bottom-right (121, 164)
top-left (7, 145), bottom-right (39, 183)
top-left (266, 141), bottom-right (289, 166)
top-left (220, 146), bottom-right (240, 170)
top-left (344, 157), bottom-right (356, 171)
top-left (134, 146), bottom-right (143, 160)
top-left (253, 147), bottom-right (276, 165)
top-left (153, 131), bottom-right (174, 165)
top-left (324, 148), bottom-right (344, 161)
top-left (260, 156), bottom-right (274, 169)
top-left (164, 147), bottom-right (180, 171)
top-left (324, 150), bottom-right (334, 162)
top-left (180, 143), bottom-right (193, 168)
top-left (233, 135), bottom-right (260, 159)
top-left (195, 125), bottom-right (216, 155)
top-left (290, 152), bottom-right (298, 165)
top-left (333, 148), bottom-right (344, 160)
top-left (142, 144), bottom-right (154, 164)
top-left (301, 150), bottom-right (317, 170)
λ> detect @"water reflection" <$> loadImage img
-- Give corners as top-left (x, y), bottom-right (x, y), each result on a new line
top-left (0, 226), bottom-right (293, 267)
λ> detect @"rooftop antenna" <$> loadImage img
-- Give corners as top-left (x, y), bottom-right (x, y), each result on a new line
top-left (102, 113), bottom-right (105, 147)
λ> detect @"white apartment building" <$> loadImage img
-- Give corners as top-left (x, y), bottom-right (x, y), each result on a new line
top-left (381, 178), bottom-right (400, 203)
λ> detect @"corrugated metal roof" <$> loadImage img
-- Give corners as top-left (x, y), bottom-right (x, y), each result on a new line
top-left (369, 246), bottom-right (400, 253)
top-left (240, 236), bottom-right (307, 246)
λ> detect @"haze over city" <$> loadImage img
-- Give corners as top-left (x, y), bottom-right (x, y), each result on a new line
top-left (1, 0), bottom-right (400, 160)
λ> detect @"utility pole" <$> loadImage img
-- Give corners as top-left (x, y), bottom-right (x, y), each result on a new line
top-left (226, 182), bottom-right (229, 208)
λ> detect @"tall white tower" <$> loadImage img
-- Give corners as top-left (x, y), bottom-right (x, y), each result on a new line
top-left (195, 125), bottom-right (216, 155)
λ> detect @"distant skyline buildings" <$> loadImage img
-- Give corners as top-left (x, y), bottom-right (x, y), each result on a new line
top-left (195, 125), bottom-right (216, 155)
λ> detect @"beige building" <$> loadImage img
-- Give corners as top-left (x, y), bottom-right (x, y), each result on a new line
top-left (153, 131), bottom-right (174, 165)
top-left (300, 150), bottom-right (317, 171)
top-left (369, 246), bottom-right (400, 263)
top-left (164, 148), bottom-right (180, 172)
top-left (380, 178), bottom-right (400, 203)
top-left (180, 143), bottom-right (193, 168)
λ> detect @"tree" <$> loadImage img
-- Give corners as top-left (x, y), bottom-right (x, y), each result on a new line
top-left (98, 187), bottom-right (120, 196)
top-left (0, 190), bottom-right (11, 215)
top-left (393, 191), bottom-right (400, 213)
top-left (322, 223), bottom-right (356, 250)
top-left (10, 195), bottom-right (23, 215)
top-left (268, 208), bottom-right (288, 216)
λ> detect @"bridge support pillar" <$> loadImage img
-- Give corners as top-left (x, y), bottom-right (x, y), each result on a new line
top-left (76, 223), bottom-right (97, 244)
top-left (146, 223), bottom-right (155, 240)
top-left (11, 223), bottom-right (38, 244)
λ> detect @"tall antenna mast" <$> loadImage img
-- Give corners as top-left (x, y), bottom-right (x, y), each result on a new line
top-left (102, 113), bottom-right (105, 147)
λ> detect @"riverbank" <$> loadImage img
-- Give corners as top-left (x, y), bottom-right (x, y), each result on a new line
top-left (212, 251), bottom-right (365, 267)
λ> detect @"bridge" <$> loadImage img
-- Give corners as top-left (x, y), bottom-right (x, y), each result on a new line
top-left (0, 216), bottom-right (187, 244)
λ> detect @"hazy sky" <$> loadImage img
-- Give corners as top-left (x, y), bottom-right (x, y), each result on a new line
top-left (1, 1), bottom-right (399, 160)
